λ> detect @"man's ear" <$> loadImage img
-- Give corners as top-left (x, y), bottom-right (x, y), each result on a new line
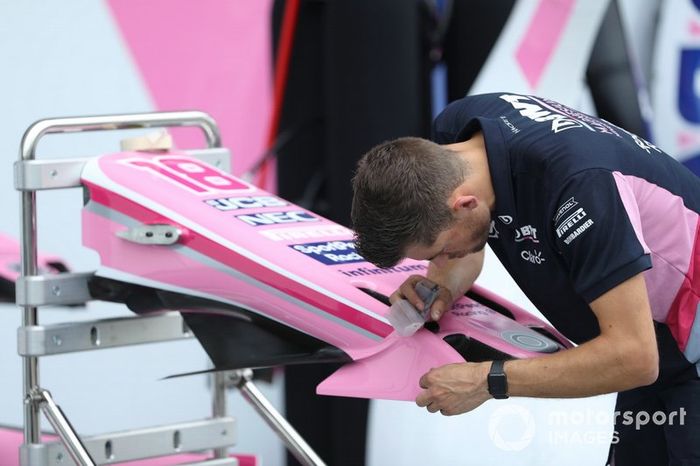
top-left (453, 195), bottom-right (478, 218)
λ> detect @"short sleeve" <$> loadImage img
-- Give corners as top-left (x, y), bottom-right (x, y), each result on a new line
top-left (552, 169), bottom-right (652, 302)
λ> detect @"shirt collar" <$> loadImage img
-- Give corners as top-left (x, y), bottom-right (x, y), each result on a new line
top-left (457, 117), bottom-right (517, 229)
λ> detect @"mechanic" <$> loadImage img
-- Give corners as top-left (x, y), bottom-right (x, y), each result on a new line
top-left (350, 92), bottom-right (700, 465)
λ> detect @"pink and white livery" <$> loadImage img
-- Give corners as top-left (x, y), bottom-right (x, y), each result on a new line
top-left (78, 149), bottom-right (572, 401)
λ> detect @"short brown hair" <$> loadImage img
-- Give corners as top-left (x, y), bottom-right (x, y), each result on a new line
top-left (351, 137), bottom-right (466, 268)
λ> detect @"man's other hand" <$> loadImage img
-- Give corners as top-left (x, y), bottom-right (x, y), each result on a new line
top-left (390, 275), bottom-right (454, 320)
top-left (415, 362), bottom-right (491, 415)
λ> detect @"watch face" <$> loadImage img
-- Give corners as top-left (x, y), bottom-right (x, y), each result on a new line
top-left (488, 361), bottom-right (508, 399)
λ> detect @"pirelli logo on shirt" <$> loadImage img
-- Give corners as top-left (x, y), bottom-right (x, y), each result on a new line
top-left (555, 206), bottom-right (594, 244)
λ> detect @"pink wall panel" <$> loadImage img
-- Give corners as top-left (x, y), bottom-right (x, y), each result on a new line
top-left (515, 0), bottom-right (576, 88)
top-left (107, 0), bottom-right (273, 179)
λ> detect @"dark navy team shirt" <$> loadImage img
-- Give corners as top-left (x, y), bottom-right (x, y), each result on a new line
top-left (432, 93), bottom-right (700, 379)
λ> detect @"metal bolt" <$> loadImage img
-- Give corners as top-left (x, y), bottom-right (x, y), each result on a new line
top-left (51, 285), bottom-right (61, 296)
top-left (52, 335), bottom-right (63, 346)
top-left (221, 429), bottom-right (228, 436)
top-left (56, 452), bottom-right (64, 463)
top-left (50, 169), bottom-right (58, 178)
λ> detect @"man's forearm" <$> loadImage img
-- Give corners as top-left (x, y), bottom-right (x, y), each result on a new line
top-left (500, 333), bottom-right (658, 398)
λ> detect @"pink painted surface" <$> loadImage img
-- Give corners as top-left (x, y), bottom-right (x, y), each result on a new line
top-left (515, 0), bottom-right (576, 89)
top-left (0, 232), bottom-right (68, 282)
top-left (0, 426), bottom-right (257, 466)
top-left (319, 297), bottom-right (571, 400)
top-left (79, 151), bottom-right (572, 400)
top-left (82, 209), bottom-right (384, 355)
top-left (318, 330), bottom-right (464, 400)
top-left (613, 173), bottom-right (698, 323)
top-left (666, 221), bottom-right (700, 352)
top-left (82, 186), bottom-right (393, 343)
top-left (690, 19), bottom-right (700, 36)
top-left (677, 130), bottom-right (700, 149)
top-left (85, 153), bottom-right (395, 339)
top-left (471, 283), bottom-right (570, 344)
top-left (106, 0), bottom-right (273, 178)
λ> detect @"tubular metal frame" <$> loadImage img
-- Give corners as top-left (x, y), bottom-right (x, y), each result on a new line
top-left (18, 112), bottom-right (223, 466)
top-left (15, 111), bottom-right (326, 466)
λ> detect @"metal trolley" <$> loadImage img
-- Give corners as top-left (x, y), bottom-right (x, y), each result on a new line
top-left (14, 112), bottom-right (325, 466)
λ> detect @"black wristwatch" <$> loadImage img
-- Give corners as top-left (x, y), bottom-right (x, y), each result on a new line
top-left (488, 360), bottom-right (509, 399)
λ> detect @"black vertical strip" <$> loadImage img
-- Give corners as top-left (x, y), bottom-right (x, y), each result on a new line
top-left (285, 364), bottom-right (368, 466)
top-left (443, 0), bottom-right (516, 100)
top-left (586, 0), bottom-right (647, 137)
top-left (274, 0), bottom-right (328, 214)
top-left (324, 0), bottom-right (431, 227)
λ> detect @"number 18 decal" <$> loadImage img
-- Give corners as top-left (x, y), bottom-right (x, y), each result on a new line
top-left (124, 156), bottom-right (252, 194)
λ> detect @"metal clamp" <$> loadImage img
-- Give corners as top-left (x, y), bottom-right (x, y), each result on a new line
top-left (15, 272), bottom-right (93, 307)
top-left (14, 158), bottom-right (88, 190)
top-left (14, 147), bottom-right (232, 191)
top-left (18, 311), bottom-right (193, 356)
top-left (16, 272), bottom-right (93, 307)
top-left (182, 147), bottom-right (232, 174)
top-left (116, 224), bottom-right (182, 245)
top-left (44, 417), bottom-right (236, 465)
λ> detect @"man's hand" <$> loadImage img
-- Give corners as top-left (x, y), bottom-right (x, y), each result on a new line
top-left (389, 249), bottom-right (485, 320)
top-left (415, 362), bottom-right (492, 415)
top-left (390, 275), bottom-right (454, 320)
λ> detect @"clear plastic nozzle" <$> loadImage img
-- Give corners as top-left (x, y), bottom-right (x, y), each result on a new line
top-left (387, 280), bottom-right (440, 337)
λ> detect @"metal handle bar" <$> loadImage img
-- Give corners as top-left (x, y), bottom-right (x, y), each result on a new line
top-left (20, 110), bottom-right (221, 161)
